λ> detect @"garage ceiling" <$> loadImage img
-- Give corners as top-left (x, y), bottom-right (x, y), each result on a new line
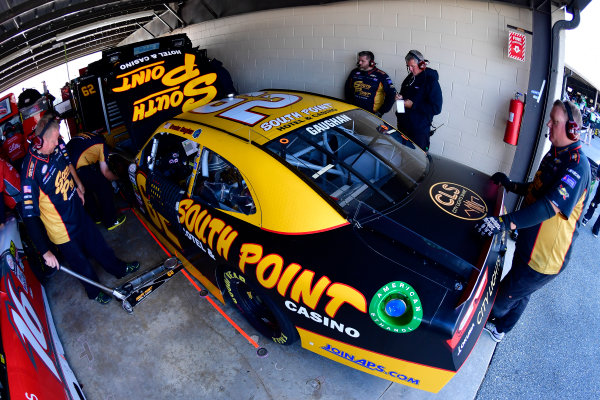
top-left (0, 0), bottom-right (589, 94)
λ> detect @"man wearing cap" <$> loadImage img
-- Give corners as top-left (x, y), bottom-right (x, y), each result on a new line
top-left (21, 113), bottom-right (139, 304)
top-left (344, 50), bottom-right (396, 117)
top-left (476, 100), bottom-right (590, 342)
top-left (395, 50), bottom-right (443, 152)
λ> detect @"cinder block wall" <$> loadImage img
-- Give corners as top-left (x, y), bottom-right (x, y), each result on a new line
top-left (166, 0), bottom-right (532, 174)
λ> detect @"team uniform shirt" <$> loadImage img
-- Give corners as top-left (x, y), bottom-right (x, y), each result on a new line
top-left (1, 132), bottom-right (27, 163)
top-left (66, 132), bottom-right (108, 169)
top-left (21, 141), bottom-right (84, 245)
top-left (516, 142), bottom-right (590, 275)
top-left (344, 67), bottom-right (396, 114)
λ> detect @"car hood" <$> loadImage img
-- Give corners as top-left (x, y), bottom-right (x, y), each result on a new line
top-left (355, 154), bottom-right (502, 279)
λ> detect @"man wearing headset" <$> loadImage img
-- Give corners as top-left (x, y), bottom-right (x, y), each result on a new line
top-left (344, 51), bottom-right (396, 117)
top-left (476, 100), bottom-right (589, 342)
top-left (395, 50), bottom-right (443, 152)
top-left (20, 113), bottom-right (139, 304)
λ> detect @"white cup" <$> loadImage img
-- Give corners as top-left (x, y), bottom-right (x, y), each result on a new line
top-left (396, 99), bottom-right (405, 113)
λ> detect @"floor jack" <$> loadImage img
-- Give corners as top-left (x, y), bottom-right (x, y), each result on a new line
top-left (60, 257), bottom-right (182, 313)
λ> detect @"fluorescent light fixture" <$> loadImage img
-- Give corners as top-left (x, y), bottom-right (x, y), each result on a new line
top-left (55, 10), bottom-right (154, 42)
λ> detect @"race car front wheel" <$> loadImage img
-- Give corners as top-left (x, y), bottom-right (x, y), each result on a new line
top-left (223, 268), bottom-right (298, 346)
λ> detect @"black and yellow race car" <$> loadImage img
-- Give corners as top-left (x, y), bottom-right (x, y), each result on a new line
top-left (112, 90), bottom-right (506, 392)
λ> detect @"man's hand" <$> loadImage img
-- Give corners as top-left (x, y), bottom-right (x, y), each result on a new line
top-left (490, 172), bottom-right (512, 188)
top-left (76, 186), bottom-right (85, 205)
top-left (476, 216), bottom-right (510, 237)
top-left (404, 99), bottom-right (413, 109)
top-left (43, 250), bottom-right (60, 269)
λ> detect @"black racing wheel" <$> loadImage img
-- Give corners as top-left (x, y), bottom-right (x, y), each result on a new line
top-left (223, 268), bottom-right (298, 345)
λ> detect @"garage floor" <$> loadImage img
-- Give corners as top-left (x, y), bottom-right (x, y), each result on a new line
top-left (44, 206), bottom-right (500, 400)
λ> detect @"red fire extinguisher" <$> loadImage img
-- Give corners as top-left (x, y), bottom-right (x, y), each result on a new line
top-left (504, 92), bottom-right (525, 145)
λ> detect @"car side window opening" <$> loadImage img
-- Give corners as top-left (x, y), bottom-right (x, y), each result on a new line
top-left (192, 148), bottom-right (256, 215)
top-left (265, 109), bottom-right (429, 213)
top-left (140, 132), bottom-right (198, 189)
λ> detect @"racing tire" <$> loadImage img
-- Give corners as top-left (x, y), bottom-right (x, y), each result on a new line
top-left (222, 268), bottom-right (299, 346)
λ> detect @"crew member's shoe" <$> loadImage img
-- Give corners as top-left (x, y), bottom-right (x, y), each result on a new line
top-left (94, 292), bottom-right (112, 304)
top-left (124, 261), bottom-right (140, 275)
top-left (108, 215), bottom-right (126, 231)
top-left (582, 217), bottom-right (589, 226)
top-left (593, 229), bottom-right (599, 238)
top-left (484, 321), bottom-right (505, 343)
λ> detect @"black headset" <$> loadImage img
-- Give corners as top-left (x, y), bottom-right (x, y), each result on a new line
top-left (563, 101), bottom-right (580, 141)
top-left (407, 50), bottom-right (428, 70)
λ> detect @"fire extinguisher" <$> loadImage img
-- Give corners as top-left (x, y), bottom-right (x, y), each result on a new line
top-left (504, 92), bottom-right (525, 145)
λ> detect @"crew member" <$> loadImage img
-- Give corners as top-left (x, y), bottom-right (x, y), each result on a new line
top-left (66, 131), bottom-right (125, 230)
top-left (476, 100), bottom-right (589, 342)
top-left (395, 50), bottom-right (443, 152)
top-left (21, 114), bottom-right (139, 304)
top-left (344, 51), bottom-right (396, 117)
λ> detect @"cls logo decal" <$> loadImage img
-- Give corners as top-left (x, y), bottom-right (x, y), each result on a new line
top-left (429, 182), bottom-right (487, 221)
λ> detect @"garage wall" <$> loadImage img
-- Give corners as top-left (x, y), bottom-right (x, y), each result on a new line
top-left (167, 0), bottom-right (533, 174)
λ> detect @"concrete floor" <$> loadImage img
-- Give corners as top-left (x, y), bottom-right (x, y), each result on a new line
top-left (44, 208), bottom-right (503, 400)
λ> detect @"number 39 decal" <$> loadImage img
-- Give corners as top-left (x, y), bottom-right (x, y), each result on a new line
top-left (189, 92), bottom-right (301, 126)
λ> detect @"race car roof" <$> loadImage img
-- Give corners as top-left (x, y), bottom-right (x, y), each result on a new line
top-left (175, 90), bottom-right (358, 146)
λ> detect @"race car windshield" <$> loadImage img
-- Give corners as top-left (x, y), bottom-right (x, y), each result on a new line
top-left (265, 109), bottom-right (429, 213)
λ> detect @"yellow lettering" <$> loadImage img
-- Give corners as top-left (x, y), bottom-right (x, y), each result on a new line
top-left (162, 54), bottom-right (199, 86)
top-left (198, 214), bottom-right (211, 243)
top-left (185, 204), bottom-right (201, 232)
top-left (193, 209), bottom-right (208, 238)
top-left (207, 218), bottom-right (225, 249)
top-left (181, 73), bottom-right (218, 113)
top-left (158, 213), bottom-right (181, 247)
top-left (112, 77), bottom-right (131, 93)
top-left (239, 243), bottom-right (262, 274)
top-left (131, 71), bottom-right (146, 89)
top-left (132, 104), bottom-right (145, 122)
top-left (216, 226), bottom-right (238, 261)
top-left (144, 99), bottom-right (158, 118)
top-left (276, 263), bottom-right (301, 297)
top-left (324, 283), bottom-right (367, 318)
top-left (256, 254), bottom-right (284, 289)
top-left (290, 270), bottom-right (331, 310)
top-left (178, 199), bottom-right (193, 223)
top-left (156, 94), bottom-right (170, 111)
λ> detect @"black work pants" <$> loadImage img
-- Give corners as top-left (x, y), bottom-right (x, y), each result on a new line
top-left (57, 214), bottom-right (125, 299)
top-left (77, 165), bottom-right (117, 227)
top-left (490, 254), bottom-right (559, 334)
top-left (584, 183), bottom-right (600, 234)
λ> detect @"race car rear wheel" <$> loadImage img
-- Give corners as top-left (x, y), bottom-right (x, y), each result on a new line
top-left (223, 268), bottom-right (298, 346)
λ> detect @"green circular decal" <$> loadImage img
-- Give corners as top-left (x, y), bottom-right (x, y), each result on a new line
top-left (369, 281), bottom-right (423, 334)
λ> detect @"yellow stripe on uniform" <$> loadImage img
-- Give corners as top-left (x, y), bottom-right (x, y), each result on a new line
top-left (39, 190), bottom-right (71, 244)
top-left (528, 191), bottom-right (586, 274)
top-left (76, 143), bottom-right (104, 168)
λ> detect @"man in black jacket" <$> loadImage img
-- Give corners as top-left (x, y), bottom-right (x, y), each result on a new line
top-left (344, 51), bottom-right (396, 117)
top-left (395, 50), bottom-right (443, 152)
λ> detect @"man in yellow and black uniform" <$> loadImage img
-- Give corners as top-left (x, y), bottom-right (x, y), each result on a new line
top-left (66, 131), bottom-right (125, 230)
top-left (344, 51), bottom-right (396, 117)
top-left (476, 100), bottom-right (590, 342)
top-left (21, 114), bottom-right (139, 304)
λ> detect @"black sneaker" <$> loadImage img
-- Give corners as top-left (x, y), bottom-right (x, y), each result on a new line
top-left (108, 215), bottom-right (126, 231)
top-left (124, 261), bottom-right (140, 275)
top-left (582, 217), bottom-right (589, 226)
top-left (94, 292), bottom-right (112, 304)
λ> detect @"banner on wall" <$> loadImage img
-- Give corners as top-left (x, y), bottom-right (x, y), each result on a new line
top-left (508, 31), bottom-right (526, 62)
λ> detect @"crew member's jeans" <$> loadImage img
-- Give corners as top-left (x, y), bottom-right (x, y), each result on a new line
top-left (57, 214), bottom-right (126, 299)
top-left (490, 254), bottom-right (559, 333)
top-left (584, 183), bottom-right (600, 234)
